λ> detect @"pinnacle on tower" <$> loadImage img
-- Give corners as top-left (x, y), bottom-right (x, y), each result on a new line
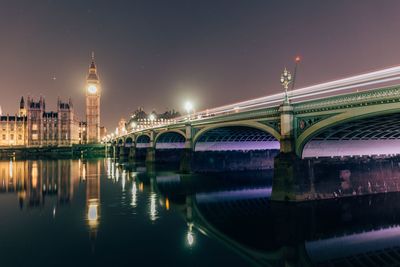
top-left (87, 52), bottom-right (99, 82)
top-left (20, 96), bottom-right (25, 109)
top-left (90, 51), bottom-right (96, 69)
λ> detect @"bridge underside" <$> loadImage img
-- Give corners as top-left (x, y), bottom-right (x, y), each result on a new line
top-left (156, 132), bottom-right (185, 149)
top-left (195, 126), bottom-right (279, 152)
top-left (303, 113), bottom-right (400, 158)
top-left (136, 135), bottom-right (150, 148)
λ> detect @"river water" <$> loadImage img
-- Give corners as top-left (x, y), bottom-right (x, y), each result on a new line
top-left (1, 158), bottom-right (400, 266)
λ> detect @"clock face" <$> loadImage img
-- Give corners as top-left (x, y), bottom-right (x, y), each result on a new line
top-left (88, 85), bottom-right (97, 94)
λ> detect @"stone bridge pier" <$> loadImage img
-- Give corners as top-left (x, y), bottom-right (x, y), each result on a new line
top-left (128, 142), bottom-right (136, 160)
top-left (180, 123), bottom-right (194, 173)
top-left (279, 102), bottom-right (294, 154)
top-left (145, 131), bottom-right (156, 164)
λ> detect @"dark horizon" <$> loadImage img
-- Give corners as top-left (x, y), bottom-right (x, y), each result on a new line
top-left (1, 0), bottom-right (400, 130)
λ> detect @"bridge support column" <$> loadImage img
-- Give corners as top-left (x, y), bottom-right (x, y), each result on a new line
top-left (145, 131), bottom-right (156, 164)
top-left (271, 153), bottom-right (310, 201)
top-left (119, 145), bottom-right (126, 158)
top-left (116, 145), bottom-right (122, 158)
top-left (279, 103), bottom-right (294, 154)
top-left (180, 124), bottom-right (193, 173)
top-left (112, 145), bottom-right (116, 158)
top-left (128, 144), bottom-right (136, 160)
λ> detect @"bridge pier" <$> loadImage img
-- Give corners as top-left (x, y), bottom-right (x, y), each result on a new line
top-left (180, 124), bottom-right (193, 173)
top-left (145, 131), bottom-right (156, 163)
top-left (279, 103), bottom-right (294, 154)
top-left (271, 153), bottom-right (313, 201)
top-left (128, 145), bottom-right (136, 160)
top-left (180, 149), bottom-right (193, 173)
top-left (115, 145), bottom-right (121, 158)
top-left (145, 147), bottom-right (155, 163)
top-left (119, 145), bottom-right (126, 158)
top-left (111, 145), bottom-right (116, 158)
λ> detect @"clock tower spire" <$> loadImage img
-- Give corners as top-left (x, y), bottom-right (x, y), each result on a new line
top-left (86, 52), bottom-right (101, 143)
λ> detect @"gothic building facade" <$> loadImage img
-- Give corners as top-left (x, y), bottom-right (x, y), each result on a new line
top-left (0, 96), bottom-right (80, 147)
top-left (0, 55), bottom-right (104, 148)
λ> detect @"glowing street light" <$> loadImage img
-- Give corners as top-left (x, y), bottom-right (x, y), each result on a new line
top-left (184, 101), bottom-right (193, 114)
top-left (149, 114), bottom-right (156, 122)
top-left (184, 101), bottom-right (194, 121)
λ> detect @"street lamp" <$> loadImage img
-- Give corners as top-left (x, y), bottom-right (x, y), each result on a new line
top-left (149, 114), bottom-right (156, 122)
top-left (280, 67), bottom-right (292, 103)
top-left (184, 101), bottom-right (193, 120)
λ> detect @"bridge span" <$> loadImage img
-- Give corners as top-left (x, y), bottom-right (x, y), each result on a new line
top-left (108, 66), bottom-right (400, 201)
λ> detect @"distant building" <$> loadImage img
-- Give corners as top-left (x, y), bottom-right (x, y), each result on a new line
top-left (79, 121), bottom-right (87, 145)
top-left (117, 118), bottom-right (127, 135)
top-left (100, 126), bottom-right (107, 141)
top-left (0, 54), bottom-right (105, 148)
top-left (85, 53), bottom-right (101, 144)
top-left (124, 108), bottom-right (181, 132)
top-left (0, 96), bottom-right (80, 147)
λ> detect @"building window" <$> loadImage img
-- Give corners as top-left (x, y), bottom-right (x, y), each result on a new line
top-left (18, 135), bottom-right (22, 140)
top-left (32, 124), bottom-right (38, 131)
top-left (32, 134), bottom-right (38, 140)
top-left (10, 134), bottom-right (14, 140)
top-left (2, 135), bottom-right (5, 140)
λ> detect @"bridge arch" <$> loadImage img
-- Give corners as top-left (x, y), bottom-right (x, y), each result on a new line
top-left (297, 102), bottom-right (400, 157)
top-left (136, 134), bottom-right (151, 148)
top-left (124, 136), bottom-right (134, 147)
top-left (155, 130), bottom-right (186, 149)
top-left (193, 122), bottom-right (280, 152)
top-left (117, 138), bottom-right (124, 146)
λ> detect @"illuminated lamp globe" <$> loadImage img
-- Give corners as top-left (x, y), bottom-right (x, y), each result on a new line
top-left (184, 101), bottom-right (193, 114)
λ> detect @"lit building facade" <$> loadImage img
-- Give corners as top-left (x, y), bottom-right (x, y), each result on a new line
top-left (124, 108), bottom-right (181, 132)
top-left (85, 53), bottom-right (101, 144)
top-left (0, 159), bottom-right (80, 208)
top-left (0, 97), bottom-right (80, 147)
top-left (0, 54), bottom-right (105, 147)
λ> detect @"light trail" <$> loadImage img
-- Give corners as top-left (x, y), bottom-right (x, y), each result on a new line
top-left (113, 65), bottom-right (400, 138)
top-left (198, 65), bottom-right (400, 116)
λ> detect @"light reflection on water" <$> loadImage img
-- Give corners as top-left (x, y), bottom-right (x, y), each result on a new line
top-left (1, 158), bottom-right (400, 266)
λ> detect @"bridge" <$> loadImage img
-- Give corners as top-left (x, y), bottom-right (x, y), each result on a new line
top-left (108, 65), bottom-right (400, 201)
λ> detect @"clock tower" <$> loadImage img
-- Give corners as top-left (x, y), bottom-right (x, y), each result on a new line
top-left (86, 52), bottom-right (101, 143)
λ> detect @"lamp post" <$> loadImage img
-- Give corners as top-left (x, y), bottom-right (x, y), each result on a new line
top-left (184, 101), bottom-right (193, 120)
top-left (280, 68), bottom-right (292, 104)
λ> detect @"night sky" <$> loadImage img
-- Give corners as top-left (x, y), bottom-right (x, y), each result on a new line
top-left (1, 0), bottom-right (400, 130)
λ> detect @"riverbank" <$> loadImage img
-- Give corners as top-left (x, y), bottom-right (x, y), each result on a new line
top-left (0, 144), bottom-right (106, 159)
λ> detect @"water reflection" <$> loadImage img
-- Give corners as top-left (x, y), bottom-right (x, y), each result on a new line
top-left (85, 160), bottom-right (100, 237)
top-left (0, 159), bottom-right (78, 208)
top-left (2, 158), bottom-right (400, 266)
